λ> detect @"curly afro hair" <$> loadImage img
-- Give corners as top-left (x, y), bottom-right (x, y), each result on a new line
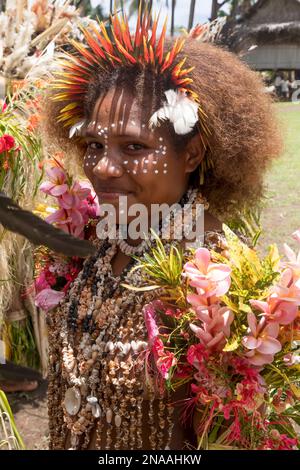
top-left (41, 38), bottom-right (282, 220)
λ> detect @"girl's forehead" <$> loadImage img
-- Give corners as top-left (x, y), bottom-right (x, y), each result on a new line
top-left (90, 88), bottom-right (150, 127)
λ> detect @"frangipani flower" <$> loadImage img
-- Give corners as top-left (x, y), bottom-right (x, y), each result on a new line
top-left (184, 247), bottom-right (231, 301)
top-left (40, 166), bottom-right (68, 197)
top-left (34, 288), bottom-right (65, 312)
top-left (273, 268), bottom-right (300, 302)
top-left (46, 207), bottom-right (86, 238)
top-left (189, 303), bottom-right (234, 351)
top-left (242, 312), bottom-right (281, 366)
top-left (250, 295), bottom-right (299, 326)
top-left (59, 181), bottom-right (91, 210)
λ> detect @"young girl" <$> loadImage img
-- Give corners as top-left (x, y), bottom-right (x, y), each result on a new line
top-left (43, 10), bottom-right (281, 450)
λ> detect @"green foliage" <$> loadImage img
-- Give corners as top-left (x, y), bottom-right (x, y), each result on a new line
top-left (0, 391), bottom-right (25, 450)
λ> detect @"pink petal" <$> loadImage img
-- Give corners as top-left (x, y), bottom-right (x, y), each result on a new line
top-left (283, 243), bottom-right (297, 263)
top-left (207, 332), bottom-right (224, 349)
top-left (46, 208), bottom-right (69, 224)
top-left (50, 184), bottom-right (69, 197)
top-left (187, 293), bottom-right (206, 307)
top-left (292, 229), bottom-right (300, 244)
top-left (34, 288), bottom-right (65, 312)
top-left (264, 321), bottom-right (279, 337)
top-left (247, 311), bottom-right (258, 336)
top-left (39, 181), bottom-right (55, 194)
top-left (246, 350), bottom-right (274, 366)
top-left (274, 301), bottom-right (298, 325)
top-left (194, 248), bottom-right (211, 273)
top-left (189, 323), bottom-right (212, 343)
top-left (279, 268), bottom-right (293, 288)
top-left (46, 166), bottom-right (66, 182)
top-left (249, 300), bottom-right (269, 314)
top-left (257, 337), bottom-right (281, 355)
top-left (214, 278), bottom-right (231, 297)
top-left (208, 264), bottom-right (231, 282)
top-left (242, 335), bottom-right (261, 350)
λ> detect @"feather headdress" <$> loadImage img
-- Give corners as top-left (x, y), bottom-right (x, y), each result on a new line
top-left (51, 6), bottom-right (207, 135)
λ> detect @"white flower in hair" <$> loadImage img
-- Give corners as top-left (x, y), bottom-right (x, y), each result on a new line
top-left (149, 89), bottom-right (199, 135)
top-left (69, 119), bottom-right (86, 138)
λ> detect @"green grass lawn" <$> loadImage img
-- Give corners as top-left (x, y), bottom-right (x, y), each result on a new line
top-left (257, 102), bottom-right (300, 254)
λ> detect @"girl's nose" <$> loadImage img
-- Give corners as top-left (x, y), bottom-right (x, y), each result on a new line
top-left (93, 156), bottom-right (123, 179)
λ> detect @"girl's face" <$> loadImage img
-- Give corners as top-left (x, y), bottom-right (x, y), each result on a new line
top-left (82, 87), bottom-right (200, 223)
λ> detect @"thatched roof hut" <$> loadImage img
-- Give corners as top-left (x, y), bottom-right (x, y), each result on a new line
top-left (222, 0), bottom-right (300, 70)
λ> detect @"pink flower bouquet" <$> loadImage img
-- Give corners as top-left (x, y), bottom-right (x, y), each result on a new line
top-left (132, 227), bottom-right (300, 450)
top-left (32, 158), bottom-right (100, 312)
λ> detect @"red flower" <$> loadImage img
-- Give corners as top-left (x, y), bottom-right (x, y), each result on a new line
top-left (0, 134), bottom-right (15, 154)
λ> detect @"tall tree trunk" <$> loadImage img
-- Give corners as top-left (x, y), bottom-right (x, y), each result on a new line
top-left (188, 0), bottom-right (196, 31)
top-left (171, 0), bottom-right (176, 36)
top-left (211, 0), bottom-right (219, 21)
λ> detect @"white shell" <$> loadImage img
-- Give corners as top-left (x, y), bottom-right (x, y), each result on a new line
top-left (87, 395), bottom-right (98, 404)
top-left (92, 403), bottom-right (102, 418)
top-left (115, 414), bottom-right (122, 427)
top-left (106, 408), bottom-right (113, 424)
top-left (117, 341), bottom-right (125, 353)
top-left (123, 343), bottom-right (131, 355)
top-left (64, 387), bottom-right (81, 416)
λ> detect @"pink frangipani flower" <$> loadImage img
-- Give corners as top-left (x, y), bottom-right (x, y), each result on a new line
top-left (189, 303), bottom-right (234, 351)
top-left (40, 166), bottom-right (68, 197)
top-left (59, 181), bottom-right (91, 210)
top-left (184, 248), bottom-right (231, 300)
top-left (250, 293), bottom-right (298, 326)
top-left (242, 312), bottom-right (281, 366)
top-left (34, 288), bottom-right (65, 312)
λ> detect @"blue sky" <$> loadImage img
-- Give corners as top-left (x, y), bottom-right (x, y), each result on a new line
top-left (90, 1), bottom-right (220, 30)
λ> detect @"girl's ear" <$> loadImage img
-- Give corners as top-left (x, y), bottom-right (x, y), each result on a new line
top-left (184, 134), bottom-right (206, 174)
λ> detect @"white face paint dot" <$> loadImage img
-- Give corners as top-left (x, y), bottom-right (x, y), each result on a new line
top-left (131, 120), bottom-right (136, 126)
top-left (155, 170), bottom-right (159, 174)
top-left (145, 159), bottom-right (149, 164)
top-left (133, 170), bottom-right (137, 175)
top-left (104, 127), bottom-right (108, 131)
top-left (163, 170), bottom-right (167, 174)
top-left (127, 169), bottom-right (130, 173)
top-left (163, 163), bottom-right (167, 167)
top-left (142, 124), bottom-right (146, 128)
top-left (124, 161), bottom-right (128, 165)
top-left (163, 146), bottom-right (167, 150)
top-left (119, 120), bottom-right (123, 125)
top-left (98, 125), bottom-right (101, 129)
top-left (155, 150), bottom-right (160, 154)
top-left (153, 161), bottom-right (157, 165)
top-left (111, 123), bottom-right (115, 128)
top-left (162, 151), bottom-right (166, 155)
top-left (143, 169), bottom-right (147, 173)
top-left (159, 137), bottom-right (163, 142)
top-left (134, 160), bottom-right (138, 164)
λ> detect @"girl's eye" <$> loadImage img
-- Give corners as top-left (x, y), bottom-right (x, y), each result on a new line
top-left (87, 142), bottom-right (103, 150)
top-left (126, 144), bottom-right (145, 151)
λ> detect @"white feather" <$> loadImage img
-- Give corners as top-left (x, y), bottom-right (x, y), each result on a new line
top-left (69, 119), bottom-right (86, 138)
top-left (149, 89), bottom-right (199, 135)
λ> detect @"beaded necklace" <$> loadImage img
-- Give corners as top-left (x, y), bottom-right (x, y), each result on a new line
top-left (47, 187), bottom-right (225, 450)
